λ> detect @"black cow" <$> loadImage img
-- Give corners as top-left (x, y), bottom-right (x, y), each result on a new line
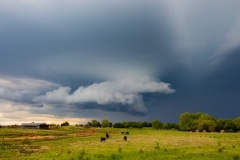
top-left (125, 131), bottom-right (129, 135)
top-left (106, 133), bottom-right (110, 139)
top-left (100, 137), bottom-right (106, 142)
top-left (123, 135), bottom-right (127, 141)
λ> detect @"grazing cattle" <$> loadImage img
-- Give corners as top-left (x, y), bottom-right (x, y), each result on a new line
top-left (123, 135), bottom-right (127, 141)
top-left (100, 137), bottom-right (106, 142)
top-left (106, 133), bottom-right (110, 139)
top-left (121, 132), bottom-right (125, 135)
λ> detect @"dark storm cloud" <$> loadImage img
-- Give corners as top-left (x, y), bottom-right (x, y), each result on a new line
top-left (72, 103), bottom-right (146, 117)
top-left (145, 45), bottom-right (240, 122)
top-left (1, 0), bottom-right (240, 123)
top-left (0, 0), bottom-right (175, 79)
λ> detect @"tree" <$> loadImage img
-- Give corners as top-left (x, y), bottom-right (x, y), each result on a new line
top-left (179, 112), bottom-right (198, 131)
top-left (84, 122), bottom-right (92, 128)
top-left (216, 119), bottom-right (237, 132)
top-left (113, 122), bottom-right (123, 128)
top-left (119, 121), bottom-right (149, 128)
top-left (163, 123), bottom-right (170, 130)
top-left (163, 123), bottom-right (179, 130)
top-left (136, 122), bottom-right (143, 129)
top-left (216, 119), bottom-right (225, 132)
top-left (224, 119), bottom-right (237, 132)
top-left (101, 119), bottom-right (111, 128)
top-left (142, 122), bottom-right (152, 127)
top-left (122, 122), bottom-right (130, 128)
top-left (234, 117), bottom-right (240, 131)
top-left (179, 112), bottom-right (217, 132)
top-left (61, 121), bottom-right (69, 127)
top-left (109, 122), bottom-right (113, 128)
top-left (91, 120), bottom-right (101, 127)
top-left (196, 113), bottom-right (217, 132)
top-left (152, 120), bottom-right (163, 130)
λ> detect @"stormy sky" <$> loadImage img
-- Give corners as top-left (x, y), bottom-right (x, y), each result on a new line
top-left (1, 0), bottom-right (240, 125)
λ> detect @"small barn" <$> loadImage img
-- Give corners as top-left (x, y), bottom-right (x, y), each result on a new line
top-left (21, 122), bottom-right (49, 129)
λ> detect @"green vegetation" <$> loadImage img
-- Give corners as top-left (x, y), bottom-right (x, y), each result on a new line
top-left (61, 121), bottom-right (70, 127)
top-left (152, 120), bottom-right (163, 130)
top-left (101, 119), bottom-right (112, 128)
top-left (179, 112), bottom-right (240, 132)
top-left (76, 112), bottom-right (240, 132)
top-left (91, 120), bottom-right (101, 128)
top-left (1, 127), bottom-right (240, 160)
top-left (1, 112), bottom-right (240, 159)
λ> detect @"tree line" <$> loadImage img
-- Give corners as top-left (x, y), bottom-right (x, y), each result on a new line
top-left (83, 119), bottom-right (177, 130)
top-left (85, 119), bottom-right (152, 129)
top-left (83, 119), bottom-right (179, 130)
top-left (80, 112), bottom-right (240, 132)
top-left (179, 112), bottom-right (240, 132)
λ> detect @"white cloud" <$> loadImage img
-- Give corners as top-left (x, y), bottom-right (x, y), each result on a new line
top-left (0, 76), bottom-right (59, 101)
top-left (34, 76), bottom-right (175, 113)
top-left (0, 76), bottom-right (58, 90)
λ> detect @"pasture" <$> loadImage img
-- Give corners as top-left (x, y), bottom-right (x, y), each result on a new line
top-left (1, 127), bottom-right (240, 160)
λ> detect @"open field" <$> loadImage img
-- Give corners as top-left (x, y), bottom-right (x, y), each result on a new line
top-left (1, 127), bottom-right (240, 160)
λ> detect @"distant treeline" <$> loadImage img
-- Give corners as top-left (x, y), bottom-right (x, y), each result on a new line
top-left (84, 119), bottom-right (177, 130)
top-left (84, 112), bottom-right (240, 132)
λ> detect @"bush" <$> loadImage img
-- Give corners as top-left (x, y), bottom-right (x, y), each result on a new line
top-left (139, 148), bottom-right (144, 153)
top-left (61, 121), bottom-right (69, 127)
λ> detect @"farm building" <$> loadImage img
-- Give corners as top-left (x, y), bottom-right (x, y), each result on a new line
top-left (21, 122), bottom-right (49, 129)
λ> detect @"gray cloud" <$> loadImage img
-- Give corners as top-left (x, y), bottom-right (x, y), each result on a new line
top-left (0, 0), bottom-right (176, 79)
top-left (0, 77), bottom-right (58, 106)
top-left (1, 1), bottom-right (240, 123)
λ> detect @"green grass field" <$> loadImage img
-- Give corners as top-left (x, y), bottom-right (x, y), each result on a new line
top-left (1, 127), bottom-right (240, 160)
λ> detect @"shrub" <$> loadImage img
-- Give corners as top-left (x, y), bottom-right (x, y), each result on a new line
top-left (111, 153), bottom-right (122, 160)
top-left (118, 146), bottom-right (122, 153)
top-left (218, 148), bottom-right (223, 153)
top-left (139, 148), bottom-right (144, 153)
top-left (154, 143), bottom-right (160, 150)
